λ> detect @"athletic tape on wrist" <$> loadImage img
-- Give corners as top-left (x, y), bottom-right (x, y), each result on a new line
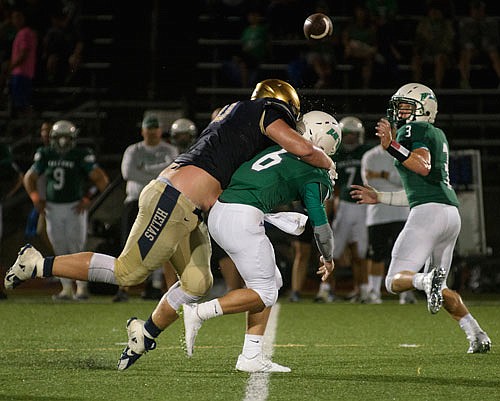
top-left (386, 140), bottom-right (410, 163)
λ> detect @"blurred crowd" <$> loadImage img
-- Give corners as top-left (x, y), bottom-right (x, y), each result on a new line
top-left (202, 0), bottom-right (500, 90)
top-left (0, 0), bottom-right (84, 116)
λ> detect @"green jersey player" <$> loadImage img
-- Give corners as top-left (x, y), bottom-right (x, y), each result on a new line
top-left (183, 111), bottom-right (341, 373)
top-left (23, 120), bottom-right (109, 301)
top-left (321, 116), bottom-right (374, 303)
top-left (351, 83), bottom-right (491, 354)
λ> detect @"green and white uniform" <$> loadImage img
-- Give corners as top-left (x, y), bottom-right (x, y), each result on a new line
top-left (386, 121), bottom-right (461, 293)
top-left (209, 145), bottom-right (333, 307)
top-left (395, 122), bottom-right (458, 208)
top-left (331, 143), bottom-right (373, 259)
top-left (30, 146), bottom-right (98, 255)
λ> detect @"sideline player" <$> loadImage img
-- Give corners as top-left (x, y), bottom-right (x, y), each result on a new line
top-left (350, 83), bottom-right (491, 353)
top-left (183, 111), bottom-right (341, 372)
top-left (5, 79), bottom-right (337, 370)
top-left (317, 116), bottom-right (373, 302)
top-left (23, 120), bottom-right (109, 300)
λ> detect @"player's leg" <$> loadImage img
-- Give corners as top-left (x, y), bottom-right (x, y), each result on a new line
top-left (45, 202), bottom-right (77, 299)
top-left (351, 205), bottom-right (369, 302)
top-left (430, 206), bottom-right (491, 353)
top-left (68, 207), bottom-right (89, 300)
top-left (117, 182), bottom-right (212, 370)
top-left (289, 222), bottom-right (313, 302)
top-left (184, 202), bottom-right (289, 372)
top-left (387, 205), bottom-right (450, 314)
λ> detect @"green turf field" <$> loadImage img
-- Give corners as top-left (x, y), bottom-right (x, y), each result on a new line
top-left (0, 294), bottom-right (498, 401)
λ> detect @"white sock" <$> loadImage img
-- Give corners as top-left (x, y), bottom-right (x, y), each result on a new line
top-left (242, 334), bottom-right (263, 359)
top-left (59, 278), bottom-right (73, 295)
top-left (360, 283), bottom-right (369, 299)
top-left (319, 282), bottom-right (331, 292)
top-left (196, 299), bottom-right (223, 321)
top-left (459, 313), bottom-right (481, 338)
top-left (371, 275), bottom-right (383, 297)
top-left (412, 273), bottom-right (425, 291)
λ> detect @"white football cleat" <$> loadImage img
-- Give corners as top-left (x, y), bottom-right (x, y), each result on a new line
top-left (183, 303), bottom-right (203, 357)
top-left (422, 267), bottom-right (446, 314)
top-left (467, 331), bottom-right (491, 354)
top-left (235, 354), bottom-right (291, 373)
top-left (4, 244), bottom-right (43, 289)
top-left (117, 317), bottom-right (156, 371)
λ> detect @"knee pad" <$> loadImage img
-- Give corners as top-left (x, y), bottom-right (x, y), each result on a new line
top-left (250, 267), bottom-right (282, 308)
top-left (253, 286), bottom-right (279, 308)
top-left (88, 253), bottom-right (118, 285)
top-left (164, 281), bottom-right (202, 311)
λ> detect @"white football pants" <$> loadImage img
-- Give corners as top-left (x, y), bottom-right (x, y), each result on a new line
top-left (208, 201), bottom-right (282, 307)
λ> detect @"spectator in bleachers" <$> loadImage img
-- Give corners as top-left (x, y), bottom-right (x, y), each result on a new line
top-left (341, 3), bottom-right (377, 89)
top-left (368, 1), bottom-right (403, 88)
top-left (304, 2), bottom-right (338, 89)
top-left (222, 8), bottom-right (271, 87)
top-left (458, 1), bottom-right (500, 89)
top-left (411, 0), bottom-right (455, 88)
top-left (42, 7), bottom-right (84, 85)
top-left (8, 5), bottom-right (38, 117)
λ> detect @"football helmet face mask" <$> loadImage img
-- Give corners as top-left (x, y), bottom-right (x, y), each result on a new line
top-left (297, 111), bottom-right (342, 156)
top-left (49, 120), bottom-right (78, 153)
top-left (170, 118), bottom-right (197, 152)
top-left (387, 83), bottom-right (438, 126)
top-left (251, 79), bottom-right (301, 119)
top-left (339, 116), bottom-right (365, 151)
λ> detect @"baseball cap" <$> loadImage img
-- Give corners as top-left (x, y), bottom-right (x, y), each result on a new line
top-left (142, 115), bottom-right (160, 129)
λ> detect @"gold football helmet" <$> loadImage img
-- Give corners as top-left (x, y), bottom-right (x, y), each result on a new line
top-left (251, 79), bottom-right (300, 119)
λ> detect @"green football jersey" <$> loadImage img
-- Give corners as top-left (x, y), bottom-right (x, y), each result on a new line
top-left (395, 121), bottom-right (459, 208)
top-left (333, 143), bottom-right (374, 202)
top-left (32, 146), bottom-right (98, 203)
top-left (220, 145), bottom-right (332, 224)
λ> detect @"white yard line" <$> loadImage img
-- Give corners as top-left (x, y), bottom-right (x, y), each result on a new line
top-left (243, 303), bottom-right (281, 401)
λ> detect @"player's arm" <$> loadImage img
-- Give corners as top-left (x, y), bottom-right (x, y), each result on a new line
top-left (375, 118), bottom-right (430, 176)
top-left (23, 168), bottom-right (44, 212)
top-left (89, 166), bottom-right (109, 193)
top-left (77, 167), bottom-right (109, 212)
top-left (350, 184), bottom-right (409, 206)
top-left (302, 182), bottom-right (335, 281)
top-left (265, 119), bottom-right (334, 170)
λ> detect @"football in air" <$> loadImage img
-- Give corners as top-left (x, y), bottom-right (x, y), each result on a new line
top-left (303, 13), bottom-right (333, 40)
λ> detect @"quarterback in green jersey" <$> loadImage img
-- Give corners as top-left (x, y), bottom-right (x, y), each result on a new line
top-left (351, 83), bottom-right (491, 354)
top-left (183, 111), bottom-right (341, 372)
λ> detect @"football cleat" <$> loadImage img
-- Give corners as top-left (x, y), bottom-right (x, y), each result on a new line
top-left (422, 267), bottom-right (446, 314)
top-left (367, 291), bottom-right (382, 304)
top-left (288, 291), bottom-right (301, 303)
top-left (235, 354), bottom-right (291, 373)
top-left (182, 303), bottom-right (203, 357)
top-left (4, 244), bottom-right (43, 289)
top-left (467, 331), bottom-right (492, 354)
top-left (117, 317), bottom-right (156, 371)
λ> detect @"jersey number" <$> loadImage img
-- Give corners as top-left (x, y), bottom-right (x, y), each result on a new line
top-left (52, 167), bottom-right (66, 190)
top-left (251, 149), bottom-right (287, 171)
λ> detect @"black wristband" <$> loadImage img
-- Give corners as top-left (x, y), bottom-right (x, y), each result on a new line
top-left (386, 140), bottom-right (410, 163)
